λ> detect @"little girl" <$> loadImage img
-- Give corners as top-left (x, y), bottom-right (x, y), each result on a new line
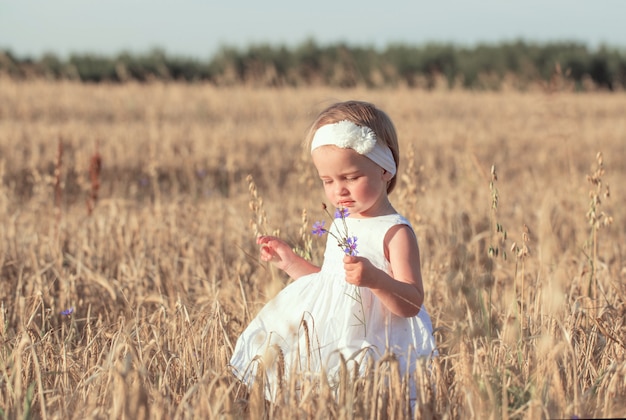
top-left (230, 100), bottom-right (437, 404)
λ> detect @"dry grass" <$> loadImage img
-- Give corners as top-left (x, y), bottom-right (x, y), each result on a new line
top-left (0, 78), bottom-right (625, 419)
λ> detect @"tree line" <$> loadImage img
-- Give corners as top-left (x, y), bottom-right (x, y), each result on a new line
top-left (1, 40), bottom-right (625, 90)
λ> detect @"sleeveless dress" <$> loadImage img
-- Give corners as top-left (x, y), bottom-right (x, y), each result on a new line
top-left (229, 213), bottom-right (437, 402)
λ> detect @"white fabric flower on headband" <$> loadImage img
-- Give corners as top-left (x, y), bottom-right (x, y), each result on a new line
top-left (315, 120), bottom-right (377, 154)
top-left (311, 120), bottom-right (397, 176)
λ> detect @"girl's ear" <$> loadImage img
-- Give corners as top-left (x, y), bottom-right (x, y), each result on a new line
top-left (382, 169), bottom-right (394, 182)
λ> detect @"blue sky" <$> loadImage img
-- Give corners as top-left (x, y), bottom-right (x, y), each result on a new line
top-left (2, 0), bottom-right (625, 60)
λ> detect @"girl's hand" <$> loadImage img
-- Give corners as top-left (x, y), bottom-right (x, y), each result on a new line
top-left (343, 255), bottom-right (378, 288)
top-left (257, 235), bottom-right (321, 279)
top-left (257, 235), bottom-right (296, 271)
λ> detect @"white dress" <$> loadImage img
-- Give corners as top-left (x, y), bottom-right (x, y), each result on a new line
top-left (229, 213), bottom-right (437, 402)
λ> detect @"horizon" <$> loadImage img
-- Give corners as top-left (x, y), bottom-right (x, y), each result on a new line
top-left (2, 1), bottom-right (626, 61)
top-left (2, 37), bottom-right (623, 62)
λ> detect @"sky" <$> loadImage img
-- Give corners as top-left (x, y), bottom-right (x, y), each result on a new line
top-left (2, 0), bottom-right (626, 60)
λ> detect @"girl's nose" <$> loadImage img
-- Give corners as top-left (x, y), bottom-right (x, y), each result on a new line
top-left (336, 183), bottom-right (349, 196)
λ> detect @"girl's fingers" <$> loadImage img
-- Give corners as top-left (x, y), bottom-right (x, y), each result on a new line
top-left (260, 243), bottom-right (272, 256)
top-left (257, 235), bottom-right (281, 247)
top-left (257, 236), bottom-right (287, 264)
top-left (259, 242), bottom-right (279, 262)
top-left (343, 255), bottom-right (359, 264)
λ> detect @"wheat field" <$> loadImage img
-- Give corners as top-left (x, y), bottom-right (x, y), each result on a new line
top-left (0, 78), bottom-right (625, 419)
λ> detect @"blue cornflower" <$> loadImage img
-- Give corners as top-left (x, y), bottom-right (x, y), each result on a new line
top-left (312, 221), bottom-right (326, 236)
top-left (335, 208), bottom-right (349, 219)
top-left (343, 236), bottom-right (358, 256)
top-left (60, 307), bottom-right (74, 316)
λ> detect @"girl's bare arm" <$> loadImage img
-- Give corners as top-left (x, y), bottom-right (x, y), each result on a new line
top-left (343, 225), bottom-right (424, 317)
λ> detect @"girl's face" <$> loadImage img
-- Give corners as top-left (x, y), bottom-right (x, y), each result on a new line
top-left (312, 145), bottom-right (394, 218)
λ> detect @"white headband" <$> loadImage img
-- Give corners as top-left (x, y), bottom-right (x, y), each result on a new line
top-left (310, 120), bottom-right (397, 176)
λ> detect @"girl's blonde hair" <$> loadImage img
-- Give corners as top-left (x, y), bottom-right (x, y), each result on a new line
top-left (305, 101), bottom-right (400, 193)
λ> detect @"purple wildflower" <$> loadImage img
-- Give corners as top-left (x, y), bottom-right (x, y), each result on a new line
top-left (312, 221), bottom-right (326, 236)
top-left (343, 236), bottom-right (358, 256)
top-left (60, 307), bottom-right (74, 316)
top-left (335, 207), bottom-right (349, 219)
top-left (315, 203), bottom-right (358, 256)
